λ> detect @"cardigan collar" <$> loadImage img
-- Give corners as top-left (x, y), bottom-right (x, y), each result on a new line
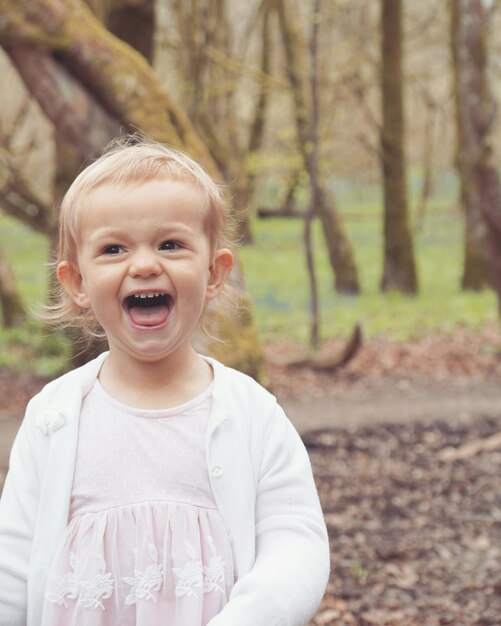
top-left (44, 351), bottom-right (230, 428)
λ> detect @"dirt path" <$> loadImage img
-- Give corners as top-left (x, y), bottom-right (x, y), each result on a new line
top-left (280, 378), bottom-right (501, 434)
top-left (3, 373), bottom-right (500, 481)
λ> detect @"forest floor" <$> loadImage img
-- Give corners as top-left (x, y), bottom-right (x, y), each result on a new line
top-left (1, 324), bottom-right (501, 625)
top-left (264, 325), bottom-right (501, 626)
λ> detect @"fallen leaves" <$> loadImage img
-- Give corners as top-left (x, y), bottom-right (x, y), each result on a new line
top-left (306, 416), bottom-right (501, 625)
top-left (265, 322), bottom-right (501, 400)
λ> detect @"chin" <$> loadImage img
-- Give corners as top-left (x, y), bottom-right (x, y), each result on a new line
top-left (125, 340), bottom-right (190, 363)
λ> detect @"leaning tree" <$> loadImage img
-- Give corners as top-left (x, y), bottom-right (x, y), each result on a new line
top-left (0, 0), bottom-right (263, 377)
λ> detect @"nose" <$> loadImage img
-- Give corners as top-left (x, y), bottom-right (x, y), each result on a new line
top-left (129, 247), bottom-right (162, 278)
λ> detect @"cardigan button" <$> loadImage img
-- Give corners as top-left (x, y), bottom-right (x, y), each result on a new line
top-left (211, 466), bottom-right (223, 478)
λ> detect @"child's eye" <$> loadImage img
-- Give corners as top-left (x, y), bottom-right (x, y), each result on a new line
top-left (103, 245), bottom-right (123, 255)
top-left (160, 241), bottom-right (181, 251)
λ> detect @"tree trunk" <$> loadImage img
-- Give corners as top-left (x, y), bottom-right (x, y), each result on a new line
top-left (7, 46), bottom-right (123, 166)
top-left (450, 0), bottom-right (489, 291)
top-left (317, 188), bottom-right (360, 293)
top-left (106, 0), bottom-right (155, 63)
top-left (0, 0), bottom-right (263, 376)
top-left (247, 4), bottom-right (272, 189)
top-left (449, 0), bottom-right (501, 310)
top-left (276, 0), bottom-right (360, 294)
top-left (304, 0), bottom-right (321, 350)
top-left (86, 0), bottom-right (155, 64)
top-left (0, 0), bottom-right (215, 170)
top-left (0, 242), bottom-right (24, 327)
top-left (0, 144), bottom-right (56, 235)
top-left (380, 0), bottom-right (418, 293)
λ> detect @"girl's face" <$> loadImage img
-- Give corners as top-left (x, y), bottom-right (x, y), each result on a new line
top-left (57, 178), bottom-right (233, 366)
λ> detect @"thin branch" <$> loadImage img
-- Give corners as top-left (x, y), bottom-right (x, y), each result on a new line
top-left (248, 4), bottom-right (272, 155)
top-left (304, 0), bottom-right (321, 350)
top-left (204, 44), bottom-right (288, 90)
top-left (0, 145), bottom-right (54, 234)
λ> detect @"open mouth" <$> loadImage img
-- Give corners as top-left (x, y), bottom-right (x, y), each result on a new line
top-left (124, 292), bottom-right (173, 328)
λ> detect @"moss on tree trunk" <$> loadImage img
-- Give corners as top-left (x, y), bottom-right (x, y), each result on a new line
top-left (0, 0), bottom-right (263, 376)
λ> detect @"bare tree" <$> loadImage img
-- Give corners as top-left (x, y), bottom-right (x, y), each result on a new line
top-left (275, 0), bottom-right (360, 294)
top-left (450, 0), bottom-right (490, 291)
top-left (380, 0), bottom-right (418, 293)
top-left (167, 0), bottom-right (275, 243)
top-left (304, 0), bottom-right (321, 349)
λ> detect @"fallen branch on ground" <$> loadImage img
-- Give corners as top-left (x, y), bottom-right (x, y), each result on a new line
top-left (280, 324), bottom-right (363, 372)
top-left (438, 431), bottom-right (501, 461)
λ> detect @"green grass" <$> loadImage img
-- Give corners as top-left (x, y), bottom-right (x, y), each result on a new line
top-left (0, 323), bottom-right (69, 376)
top-left (0, 183), bottom-right (498, 374)
top-left (0, 214), bottom-right (70, 375)
top-left (239, 188), bottom-right (498, 344)
top-left (0, 214), bottom-right (49, 306)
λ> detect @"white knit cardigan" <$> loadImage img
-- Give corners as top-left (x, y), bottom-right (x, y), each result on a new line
top-left (0, 353), bottom-right (330, 626)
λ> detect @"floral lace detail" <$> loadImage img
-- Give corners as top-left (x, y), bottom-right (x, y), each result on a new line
top-left (46, 538), bottom-right (225, 610)
top-left (45, 556), bottom-right (79, 609)
top-left (172, 537), bottom-right (226, 598)
top-left (173, 540), bottom-right (204, 598)
top-left (123, 544), bottom-right (163, 605)
top-left (203, 535), bottom-right (225, 593)
top-left (46, 553), bottom-right (114, 609)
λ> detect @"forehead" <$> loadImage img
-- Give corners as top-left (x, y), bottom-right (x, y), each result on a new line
top-left (74, 178), bottom-right (208, 225)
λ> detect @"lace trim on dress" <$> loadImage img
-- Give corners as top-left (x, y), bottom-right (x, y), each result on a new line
top-left (173, 535), bottom-right (226, 598)
top-left (45, 537), bottom-right (225, 610)
top-left (203, 534), bottom-right (226, 594)
top-left (45, 553), bottom-right (114, 609)
top-left (123, 544), bottom-right (163, 605)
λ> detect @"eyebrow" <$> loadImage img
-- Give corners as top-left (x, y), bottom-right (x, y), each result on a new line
top-left (87, 222), bottom-right (200, 242)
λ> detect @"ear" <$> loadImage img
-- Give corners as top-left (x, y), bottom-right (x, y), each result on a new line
top-left (56, 261), bottom-right (91, 309)
top-left (206, 248), bottom-right (235, 301)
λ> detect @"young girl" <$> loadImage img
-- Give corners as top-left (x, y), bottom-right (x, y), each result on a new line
top-left (0, 138), bottom-right (330, 626)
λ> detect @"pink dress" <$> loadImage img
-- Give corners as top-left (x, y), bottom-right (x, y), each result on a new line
top-left (41, 381), bottom-right (234, 626)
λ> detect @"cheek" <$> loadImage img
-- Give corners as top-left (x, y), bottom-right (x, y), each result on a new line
top-left (78, 277), bottom-right (109, 310)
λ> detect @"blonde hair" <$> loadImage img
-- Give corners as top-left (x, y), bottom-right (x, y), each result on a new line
top-left (45, 135), bottom-right (236, 339)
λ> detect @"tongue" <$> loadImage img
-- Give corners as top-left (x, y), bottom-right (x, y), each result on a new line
top-left (128, 304), bottom-right (169, 327)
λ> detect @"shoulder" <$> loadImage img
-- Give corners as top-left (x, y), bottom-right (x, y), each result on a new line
top-left (208, 357), bottom-right (277, 411)
top-left (26, 352), bottom-right (107, 415)
top-left (207, 358), bottom-right (293, 445)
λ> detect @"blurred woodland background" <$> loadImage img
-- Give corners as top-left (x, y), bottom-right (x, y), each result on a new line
top-left (1, 0), bottom-right (501, 377)
top-left (2, 2), bottom-right (501, 624)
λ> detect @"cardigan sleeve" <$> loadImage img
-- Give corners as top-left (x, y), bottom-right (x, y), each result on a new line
top-left (0, 401), bottom-right (41, 626)
top-left (208, 402), bottom-right (330, 626)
